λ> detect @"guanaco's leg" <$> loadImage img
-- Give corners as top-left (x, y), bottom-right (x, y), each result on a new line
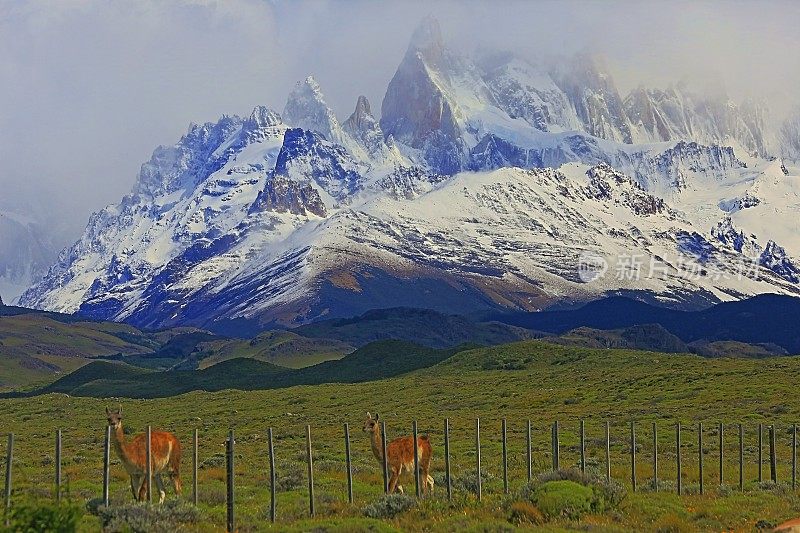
top-left (155, 474), bottom-right (166, 504)
top-left (388, 466), bottom-right (402, 493)
top-left (136, 476), bottom-right (148, 501)
top-left (129, 475), bottom-right (139, 499)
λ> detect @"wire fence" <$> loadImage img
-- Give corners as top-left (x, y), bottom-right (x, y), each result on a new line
top-left (2, 418), bottom-right (798, 531)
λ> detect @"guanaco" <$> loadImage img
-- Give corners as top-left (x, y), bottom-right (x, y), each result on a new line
top-left (363, 412), bottom-right (434, 494)
top-left (105, 407), bottom-right (182, 503)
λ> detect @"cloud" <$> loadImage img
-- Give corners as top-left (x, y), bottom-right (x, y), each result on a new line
top-left (1, 0), bottom-right (798, 244)
top-left (0, 0), bottom-right (282, 237)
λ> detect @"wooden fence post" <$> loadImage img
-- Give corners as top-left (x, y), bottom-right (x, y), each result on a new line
top-left (526, 420), bottom-right (532, 482)
top-left (226, 430), bottom-right (235, 532)
top-left (719, 422), bottom-right (724, 486)
top-left (444, 419), bottom-right (452, 500)
top-left (652, 422), bottom-right (658, 491)
top-left (306, 425), bottom-right (314, 517)
top-left (146, 426), bottom-right (152, 503)
top-left (192, 429), bottom-right (198, 506)
top-left (580, 419), bottom-right (586, 474)
top-left (502, 419), bottom-right (508, 494)
top-left (630, 421), bottom-right (636, 492)
top-left (268, 427), bottom-right (276, 523)
top-left (344, 423), bottom-right (353, 504)
top-left (413, 421), bottom-right (421, 498)
top-left (698, 422), bottom-right (704, 495)
top-left (739, 424), bottom-right (744, 492)
top-left (475, 418), bottom-right (482, 501)
top-left (55, 429), bottom-right (62, 502)
top-left (606, 421), bottom-right (611, 482)
top-left (793, 424), bottom-right (797, 491)
top-left (552, 421), bottom-right (560, 471)
top-left (381, 421), bottom-right (389, 494)
top-left (769, 425), bottom-right (777, 483)
top-left (758, 423), bottom-right (763, 482)
top-left (676, 422), bottom-right (682, 495)
top-left (103, 425), bottom-right (111, 506)
top-left (4, 433), bottom-right (13, 526)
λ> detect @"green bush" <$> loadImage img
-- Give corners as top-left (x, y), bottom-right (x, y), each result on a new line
top-left (5, 501), bottom-right (83, 533)
top-left (532, 480), bottom-right (593, 519)
top-left (362, 493), bottom-right (416, 519)
top-left (515, 468), bottom-right (626, 521)
top-left (91, 500), bottom-right (200, 533)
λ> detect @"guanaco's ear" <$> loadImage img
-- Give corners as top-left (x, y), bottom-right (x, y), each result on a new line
top-left (375, 413), bottom-right (380, 420)
top-left (105, 406), bottom-right (110, 415)
top-left (366, 411), bottom-right (371, 420)
top-left (118, 404), bottom-right (123, 416)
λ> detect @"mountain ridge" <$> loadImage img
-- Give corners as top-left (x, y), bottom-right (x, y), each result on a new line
top-left (17, 18), bottom-right (800, 331)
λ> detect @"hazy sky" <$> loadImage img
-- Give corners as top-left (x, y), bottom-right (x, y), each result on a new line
top-left (1, 0), bottom-right (798, 242)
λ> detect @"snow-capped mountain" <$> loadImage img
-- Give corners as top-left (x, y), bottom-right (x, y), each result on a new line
top-left (19, 18), bottom-right (800, 331)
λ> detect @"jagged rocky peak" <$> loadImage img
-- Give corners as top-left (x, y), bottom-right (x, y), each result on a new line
top-left (134, 114), bottom-right (243, 198)
top-left (283, 76), bottom-right (341, 141)
top-left (244, 105), bottom-right (282, 131)
top-left (344, 95), bottom-right (374, 132)
top-left (274, 128), bottom-right (363, 202)
top-left (779, 111), bottom-right (800, 162)
top-left (624, 85), bottom-right (677, 142)
top-left (408, 15), bottom-right (445, 64)
top-left (381, 17), bottom-right (467, 174)
top-left (761, 240), bottom-right (800, 283)
top-left (553, 52), bottom-right (633, 144)
top-left (343, 95), bottom-right (395, 162)
top-left (250, 174), bottom-right (326, 217)
top-left (239, 106), bottom-right (283, 144)
top-left (584, 163), bottom-right (668, 216)
top-left (381, 17), bottom-right (458, 145)
top-left (481, 53), bottom-right (581, 134)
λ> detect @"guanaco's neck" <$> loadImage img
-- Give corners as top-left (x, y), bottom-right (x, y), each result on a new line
top-left (111, 424), bottom-right (134, 464)
top-left (370, 426), bottom-right (384, 462)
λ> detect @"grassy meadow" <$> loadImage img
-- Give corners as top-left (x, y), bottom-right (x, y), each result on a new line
top-left (2, 340), bottom-right (800, 531)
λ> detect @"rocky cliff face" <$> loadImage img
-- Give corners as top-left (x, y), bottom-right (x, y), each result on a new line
top-left (552, 53), bottom-right (634, 144)
top-left (623, 86), bottom-right (769, 157)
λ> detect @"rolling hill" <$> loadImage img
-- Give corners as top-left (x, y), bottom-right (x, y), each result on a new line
top-left (19, 340), bottom-right (473, 399)
top-left (491, 293), bottom-right (800, 353)
top-left (292, 307), bottom-right (542, 348)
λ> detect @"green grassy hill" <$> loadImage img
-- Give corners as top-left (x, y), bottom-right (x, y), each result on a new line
top-left (0, 313), bottom-right (157, 390)
top-left (184, 330), bottom-right (353, 370)
top-left (3, 340), bottom-right (800, 531)
top-left (24, 340), bottom-right (471, 398)
top-left (294, 307), bottom-right (541, 348)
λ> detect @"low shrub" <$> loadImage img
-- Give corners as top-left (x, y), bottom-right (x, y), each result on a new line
top-left (514, 468), bottom-right (626, 522)
top-left (362, 493), bottom-right (416, 519)
top-left (198, 453), bottom-right (225, 469)
top-left (756, 480), bottom-right (791, 495)
top-left (6, 501), bottom-right (83, 532)
top-left (91, 500), bottom-right (200, 533)
top-left (640, 478), bottom-right (677, 493)
top-left (276, 463), bottom-right (306, 491)
top-left (532, 480), bottom-right (593, 519)
top-left (452, 469), bottom-right (494, 495)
